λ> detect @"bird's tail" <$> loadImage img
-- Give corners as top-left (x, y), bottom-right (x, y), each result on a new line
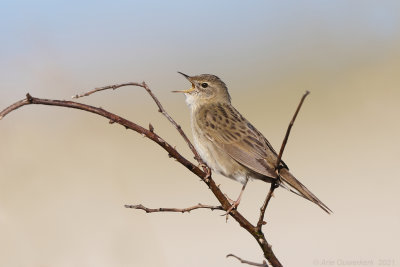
top-left (279, 168), bottom-right (332, 214)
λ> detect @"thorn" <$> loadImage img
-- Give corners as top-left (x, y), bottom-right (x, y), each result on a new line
top-left (26, 93), bottom-right (33, 102)
top-left (109, 119), bottom-right (115, 124)
top-left (168, 154), bottom-right (173, 158)
top-left (141, 133), bottom-right (146, 138)
top-left (225, 214), bottom-right (230, 223)
top-left (149, 123), bottom-right (154, 132)
top-left (262, 221), bottom-right (267, 225)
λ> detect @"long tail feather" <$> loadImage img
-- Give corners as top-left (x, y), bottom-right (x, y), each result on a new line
top-left (279, 168), bottom-right (332, 214)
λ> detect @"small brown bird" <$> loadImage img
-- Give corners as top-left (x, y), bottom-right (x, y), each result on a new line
top-left (173, 72), bottom-right (331, 214)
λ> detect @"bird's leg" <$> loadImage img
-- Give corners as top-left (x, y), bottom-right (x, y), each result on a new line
top-left (223, 179), bottom-right (249, 219)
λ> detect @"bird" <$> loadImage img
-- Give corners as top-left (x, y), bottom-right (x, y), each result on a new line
top-left (173, 72), bottom-right (331, 214)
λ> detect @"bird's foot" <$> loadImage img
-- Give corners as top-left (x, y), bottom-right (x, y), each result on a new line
top-left (204, 166), bottom-right (211, 180)
top-left (222, 198), bottom-right (241, 222)
top-left (222, 181), bottom-right (248, 222)
top-left (197, 162), bottom-right (208, 170)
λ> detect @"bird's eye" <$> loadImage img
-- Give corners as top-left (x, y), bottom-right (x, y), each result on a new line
top-left (201, 83), bottom-right (208, 88)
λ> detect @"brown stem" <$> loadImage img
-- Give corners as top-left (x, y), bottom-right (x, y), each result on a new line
top-left (72, 81), bottom-right (208, 171)
top-left (71, 82), bottom-right (144, 99)
top-left (256, 91), bottom-right (310, 232)
top-left (256, 182), bottom-right (278, 231)
top-left (124, 203), bottom-right (224, 213)
top-left (227, 254), bottom-right (268, 267)
top-left (140, 81), bottom-right (208, 170)
top-left (276, 91), bottom-right (310, 168)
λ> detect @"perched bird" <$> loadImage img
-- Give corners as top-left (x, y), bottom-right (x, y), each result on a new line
top-left (173, 72), bottom-right (331, 214)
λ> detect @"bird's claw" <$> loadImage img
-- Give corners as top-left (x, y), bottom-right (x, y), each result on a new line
top-left (222, 198), bottom-right (241, 222)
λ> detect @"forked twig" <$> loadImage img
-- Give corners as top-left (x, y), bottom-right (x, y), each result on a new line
top-left (125, 203), bottom-right (224, 213)
top-left (227, 254), bottom-right (268, 267)
top-left (73, 81), bottom-right (209, 173)
top-left (141, 82), bottom-right (208, 171)
top-left (256, 91), bottom-right (310, 231)
top-left (72, 82), bottom-right (143, 99)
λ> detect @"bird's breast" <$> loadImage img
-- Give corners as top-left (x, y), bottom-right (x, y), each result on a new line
top-left (191, 113), bottom-right (248, 184)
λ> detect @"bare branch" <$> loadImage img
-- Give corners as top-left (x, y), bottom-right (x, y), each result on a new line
top-left (72, 81), bottom-right (209, 172)
top-left (71, 82), bottom-right (143, 99)
top-left (256, 182), bottom-right (278, 231)
top-left (0, 96), bottom-right (30, 120)
top-left (227, 254), bottom-right (268, 267)
top-left (125, 203), bottom-right (224, 213)
top-left (0, 94), bottom-right (203, 180)
top-left (140, 81), bottom-right (208, 170)
top-left (256, 91), bottom-right (310, 232)
top-left (275, 91), bottom-right (310, 168)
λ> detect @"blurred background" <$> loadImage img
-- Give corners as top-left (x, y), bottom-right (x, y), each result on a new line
top-left (1, 1), bottom-right (399, 266)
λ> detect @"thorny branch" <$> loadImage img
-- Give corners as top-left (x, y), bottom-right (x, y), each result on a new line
top-left (227, 254), bottom-right (268, 267)
top-left (276, 90), bottom-right (310, 168)
top-left (0, 82), bottom-right (310, 267)
top-left (256, 91), bottom-right (310, 232)
top-left (125, 203), bottom-right (224, 213)
top-left (73, 82), bottom-right (209, 173)
top-left (72, 82), bottom-right (143, 99)
top-left (256, 182), bottom-right (278, 231)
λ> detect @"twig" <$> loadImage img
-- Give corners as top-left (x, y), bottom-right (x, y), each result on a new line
top-left (227, 254), bottom-right (268, 267)
top-left (275, 91), bottom-right (310, 169)
top-left (72, 82), bottom-right (143, 99)
top-left (256, 182), bottom-right (278, 231)
top-left (0, 97), bottom-right (30, 120)
top-left (124, 203), bottom-right (224, 213)
top-left (256, 91), bottom-right (310, 232)
top-left (140, 81), bottom-right (208, 171)
top-left (72, 81), bottom-right (209, 173)
top-left (0, 94), bottom-right (202, 178)
top-left (0, 90), bottom-right (283, 267)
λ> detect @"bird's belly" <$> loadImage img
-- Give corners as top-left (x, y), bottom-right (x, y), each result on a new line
top-left (193, 134), bottom-right (248, 184)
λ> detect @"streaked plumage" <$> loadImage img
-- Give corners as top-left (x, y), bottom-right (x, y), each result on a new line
top-left (174, 73), bottom-right (331, 214)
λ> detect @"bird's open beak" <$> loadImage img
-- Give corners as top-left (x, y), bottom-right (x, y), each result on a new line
top-left (172, 72), bottom-right (195, 93)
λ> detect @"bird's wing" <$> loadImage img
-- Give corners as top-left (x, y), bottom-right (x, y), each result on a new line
top-left (197, 103), bottom-right (283, 178)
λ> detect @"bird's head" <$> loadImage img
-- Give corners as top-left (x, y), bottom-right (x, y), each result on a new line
top-left (173, 72), bottom-right (231, 107)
